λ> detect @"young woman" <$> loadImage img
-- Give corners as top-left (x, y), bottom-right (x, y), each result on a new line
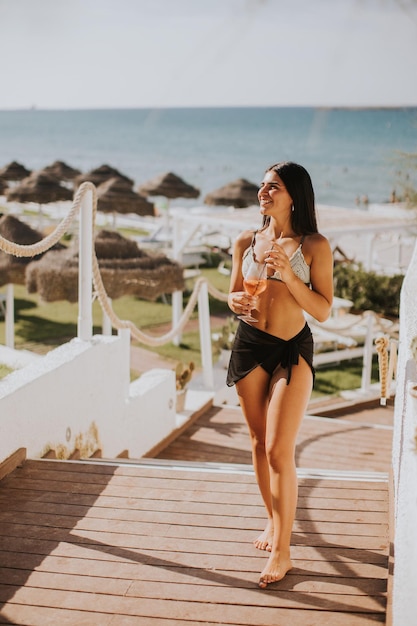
top-left (227, 161), bottom-right (333, 588)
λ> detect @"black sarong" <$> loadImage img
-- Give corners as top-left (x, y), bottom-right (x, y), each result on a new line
top-left (226, 321), bottom-right (314, 387)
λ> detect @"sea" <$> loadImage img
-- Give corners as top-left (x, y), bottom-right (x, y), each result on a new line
top-left (0, 106), bottom-right (417, 210)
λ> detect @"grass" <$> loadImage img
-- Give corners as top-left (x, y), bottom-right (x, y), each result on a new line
top-left (313, 357), bottom-right (380, 398)
top-left (0, 272), bottom-right (381, 395)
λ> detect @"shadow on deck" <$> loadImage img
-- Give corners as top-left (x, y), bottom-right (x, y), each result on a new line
top-left (0, 397), bottom-right (393, 625)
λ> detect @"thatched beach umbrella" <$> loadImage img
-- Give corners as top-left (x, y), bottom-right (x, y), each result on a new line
top-left (204, 177), bottom-right (259, 208)
top-left (0, 214), bottom-right (65, 347)
top-left (74, 164), bottom-right (133, 188)
top-left (26, 229), bottom-right (185, 303)
top-left (0, 215), bottom-right (45, 286)
top-left (5, 170), bottom-right (73, 204)
top-left (0, 177), bottom-right (8, 195)
top-left (0, 161), bottom-right (31, 182)
top-left (41, 160), bottom-right (82, 181)
top-left (138, 171), bottom-right (200, 201)
top-left (97, 177), bottom-right (155, 217)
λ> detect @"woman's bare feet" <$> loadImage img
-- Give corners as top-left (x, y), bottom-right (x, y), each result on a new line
top-left (253, 520), bottom-right (273, 551)
top-left (258, 552), bottom-right (292, 588)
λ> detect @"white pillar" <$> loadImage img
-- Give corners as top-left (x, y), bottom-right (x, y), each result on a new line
top-left (198, 280), bottom-right (214, 389)
top-left (172, 218), bottom-right (183, 346)
top-left (361, 312), bottom-right (374, 393)
top-left (5, 283), bottom-right (14, 349)
top-left (77, 187), bottom-right (93, 341)
top-left (172, 291), bottom-right (183, 347)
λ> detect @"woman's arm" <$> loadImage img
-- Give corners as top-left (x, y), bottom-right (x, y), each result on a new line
top-left (278, 234), bottom-right (334, 322)
top-left (227, 230), bottom-right (254, 315)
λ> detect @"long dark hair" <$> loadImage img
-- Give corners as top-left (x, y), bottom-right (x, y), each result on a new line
top-left (261, 161), bottom-right (318, 235)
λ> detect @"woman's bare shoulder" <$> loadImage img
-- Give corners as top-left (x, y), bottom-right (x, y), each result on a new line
top-left (304, 232), bottom-right (332, 252)
top-left (234, 229), bottom-right (255, 251)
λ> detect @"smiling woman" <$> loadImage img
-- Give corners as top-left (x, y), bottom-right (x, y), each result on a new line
top-left (226, 161), bottom-right (334, 588)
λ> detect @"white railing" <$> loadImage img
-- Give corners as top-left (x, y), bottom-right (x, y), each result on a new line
top-left (391, 239), bottom-right (417, 625)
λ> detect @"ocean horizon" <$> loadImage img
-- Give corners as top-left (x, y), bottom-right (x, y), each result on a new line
top-left (1, 106), bottom-right (416, 210)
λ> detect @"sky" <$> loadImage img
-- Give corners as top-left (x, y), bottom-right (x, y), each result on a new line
top-left (0, 0), bottom-right (416, 109)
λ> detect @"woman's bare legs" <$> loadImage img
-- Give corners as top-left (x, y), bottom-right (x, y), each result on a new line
top-left (258, 358), bottom-right (313, 587)
top-left (236, 359), bottom-right (312, 584)
top-left (236, 367), bottom-right (272, 550)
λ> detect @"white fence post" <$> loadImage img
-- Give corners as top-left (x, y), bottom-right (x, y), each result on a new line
top-left (361, 312), bottom-right (374, 393)
top-left (77, 187), bottom-right (93, 341)
top-left (172, 218), bottom-right (183, 346)
top-left (198, 280), bottom-right (214, 389)
top-left (172, 291), bottom-right (183, 347)
top-left (5, 283), bottom-right (14, 349)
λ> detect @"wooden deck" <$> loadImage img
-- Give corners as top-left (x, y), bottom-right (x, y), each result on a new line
top-left (0, 400), bottom-right (393, 625)
top-left (155, 400), bottom-right (393, 474)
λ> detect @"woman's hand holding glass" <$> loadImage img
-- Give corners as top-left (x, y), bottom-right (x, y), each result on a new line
top-left (237, 259), bottom-right (267, 322)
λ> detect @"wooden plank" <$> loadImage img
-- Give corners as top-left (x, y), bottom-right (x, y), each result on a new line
top-left (0, 498), bottom-right (389, 541)
top-left (0, 552), bottom-right (388, 584)
top-left (0, 585), bottom-right (386, 622)
top-left (0, 448), bottom-right (26, 482)
top-left (0, 605), bottom-right (113, 626)
top-left (0, 568), bottom-right (386, 602)
top-left (0, 605), bottom-right (385, 626)
top-left (0, 494), bottom-right (389, 525)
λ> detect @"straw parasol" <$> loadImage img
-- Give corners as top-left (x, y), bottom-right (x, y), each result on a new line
top-left (5, 170), bottom-right (73, 204)
top-left (138, 171), bottom-right (200, 201)
top-left (0, 177), bottom-right (8, 195)
top-left (97, 177), bottom-right (155, 217)
top-left (41, 160), bottom-right (82, 181)
top-left (26, 229), bottom-right (185, 303)
top-left (0, 161), bottom-right (31, 182)
top-left (0, 214), bottom-right (65, 286)
top-left (0, 214), bottom-right (66, 347)
top-left (74, 164), bottom-right (134, 188)
top-left (204, 177), bottom-right (259, 208)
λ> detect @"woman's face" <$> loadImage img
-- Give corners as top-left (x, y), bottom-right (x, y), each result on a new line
top-left (258, 170), bottom-right (293, 217)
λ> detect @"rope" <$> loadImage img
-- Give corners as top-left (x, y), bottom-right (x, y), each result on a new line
top-left (0, 182), bottom-right (92, 257)
top-left (375, 335), bottom-right (389, 405)
top-left (0, 183), bottom-right (230, 346)
top-left (206, 281), bottom-right (229, 303)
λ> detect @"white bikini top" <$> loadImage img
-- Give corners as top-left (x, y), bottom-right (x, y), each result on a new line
top-left (242, 232), bottom-right (311, 285)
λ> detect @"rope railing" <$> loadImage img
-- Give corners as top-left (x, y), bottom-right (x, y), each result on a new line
top-left (0, 182), bottom-right (230, 348)
top-left (375, 334), bottom-right (398, 405)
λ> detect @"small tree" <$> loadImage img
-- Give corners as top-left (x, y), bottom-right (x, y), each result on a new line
top-left (394, 151), bottom-right (417, 207)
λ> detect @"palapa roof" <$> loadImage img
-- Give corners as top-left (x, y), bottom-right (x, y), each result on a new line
top-left (0, 161), bottom-right (31, 181)
top-left (74, 164), bottom-right (134, 188)
top-left (5, 170), bottom-right (73, 204)
top-left (97, 177), bottom-right (155, 217)
top-left (204, 177), bottom-right (259, 208)
top-left (26, 229), bottom-right (185, 302)
top-left (41, 160), bottom-right (82, 181)
top-left (0, 177), bottom-right (8, 195)
top-left (138, 171), bottom-right (200, 200)
top-left (0, 214), bottom-right (65, 286)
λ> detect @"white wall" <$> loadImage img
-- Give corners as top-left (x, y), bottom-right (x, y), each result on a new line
top-left (391, 241), bottom-right (417, 625)
top-left (0, 329), bottom-right (177, 461)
